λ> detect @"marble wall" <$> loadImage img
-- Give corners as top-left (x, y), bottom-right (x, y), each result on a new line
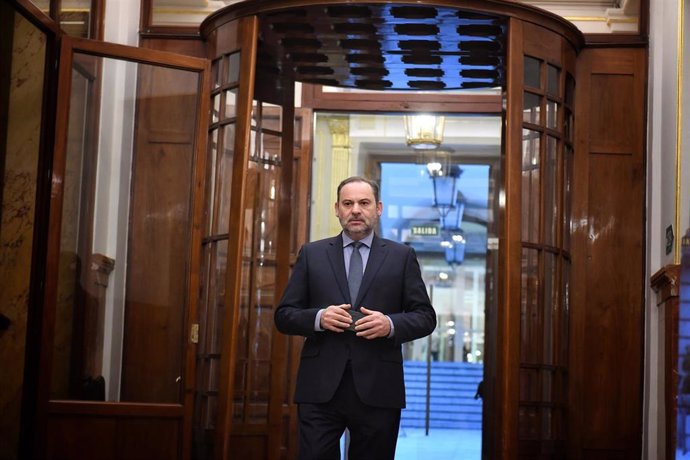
top-left (0, 8), bottom-right (46, 460)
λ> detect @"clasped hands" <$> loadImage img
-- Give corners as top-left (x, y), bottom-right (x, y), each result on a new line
top-left (320, 304), bottom-right (390, 339)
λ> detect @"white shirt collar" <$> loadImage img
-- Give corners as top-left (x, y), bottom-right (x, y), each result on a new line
top-left (342, 231), bottom-right (374, 248)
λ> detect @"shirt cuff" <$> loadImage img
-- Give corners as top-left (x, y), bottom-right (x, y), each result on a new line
top-left (315, 309), bottom-right (325, 331)
top-left (386, 315), bottom-right (395, 338)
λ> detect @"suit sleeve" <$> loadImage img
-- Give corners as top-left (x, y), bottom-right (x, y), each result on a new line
top-left (387, 246), bottom-right (437, 345)
top-left (274, 246), bottom-right (321, 337)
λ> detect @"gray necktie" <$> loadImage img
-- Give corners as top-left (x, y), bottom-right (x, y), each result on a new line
top-left (348, 242), bottom-right (363, 305)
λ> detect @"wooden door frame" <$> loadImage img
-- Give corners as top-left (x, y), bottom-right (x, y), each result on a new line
top-left (36, 35), bottom-right (210, 459)
top-left (301, 83), bottom-right (502, 114)
top-left (201, 2), bottom-right (585, 459)
top-left (300, 101), bottom-right (506, 459)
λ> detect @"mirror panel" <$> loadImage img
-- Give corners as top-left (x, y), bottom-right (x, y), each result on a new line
top-left (0, 3), bottom-right (47, 453)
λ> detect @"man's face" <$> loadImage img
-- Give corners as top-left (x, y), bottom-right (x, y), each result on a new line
top-left (335, 181), bottom-right (383, 240)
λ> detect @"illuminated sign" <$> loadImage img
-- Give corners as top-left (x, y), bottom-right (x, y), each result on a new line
top-left (411, 225), bottom-right (439, 236)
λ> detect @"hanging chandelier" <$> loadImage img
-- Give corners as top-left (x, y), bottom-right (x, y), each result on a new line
top-left (403, 114), bottom-right (445, 150)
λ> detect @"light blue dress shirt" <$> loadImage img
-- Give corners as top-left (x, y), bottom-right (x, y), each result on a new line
top-left (314, 232), bottom-right (394, 337)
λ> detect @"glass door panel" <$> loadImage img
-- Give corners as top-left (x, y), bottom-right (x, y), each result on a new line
top-left (49, 39), bottom-right (207, 404)
top-left (234, 122), bottom-right (282, 425)
top-left (226, 82), bottom-right (295, 457)
top-left (195, 46), bottom-right (243, 457)
top-left (197, 15), bottom-right (299, 458)
top-left (511, 20), bottom-right (576, 456)
top-left (41, 34), bottom-right (208, 460)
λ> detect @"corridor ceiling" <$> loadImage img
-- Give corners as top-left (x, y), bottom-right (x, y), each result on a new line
top-left (256, 4), bottom-right (506, 91)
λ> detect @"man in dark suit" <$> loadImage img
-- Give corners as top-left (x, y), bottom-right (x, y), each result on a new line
top-left (275, 176), bottom-right (436, 460)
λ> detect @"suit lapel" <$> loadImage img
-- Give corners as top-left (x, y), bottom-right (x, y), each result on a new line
top-left (326, 234), bottom-right (350, 303)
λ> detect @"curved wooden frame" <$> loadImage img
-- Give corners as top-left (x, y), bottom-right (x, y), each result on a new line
top-left (201, 0), bottom-right (584, 51)
top-left (201, 2), bottom-right (583, 459)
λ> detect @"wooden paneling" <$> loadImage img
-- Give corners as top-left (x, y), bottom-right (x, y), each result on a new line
top-left (589, 76), bottom-right (638, 155)
top-left (208, 20), bottom-right (240, 59)
top-left (46, 401), bottom-right (184, 460)
top-left (228, 434), bottom-right (266, 459)
top-left (141, 37), bottom-right (206, 59)
top-left (570, 46), bottom-right (647, 460)
top-left (522, 21), bottom-right (563, 63)
top-left (119, 418), bottom-right (181, 459)
top-left (47, 413), bottom-right (181, 460)
top-left (301, 83), bottom-right (502, 113)
top-left (47, 417), bottom-right (119, 459)
top-left (583, 155), bottom-right (644, 443)
top-left (141, 68), bottom-right (197, 144)
top-left (121, 62), bottom-right (198, 402)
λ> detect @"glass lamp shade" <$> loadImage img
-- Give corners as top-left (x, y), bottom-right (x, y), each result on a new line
top-left (430, 164), bottom-right (463, 208)
top-left (404, 114), bottom-right (445, 149)
top-left (430, 164), bottom-right (464, 230)
top-left (417, 149), bottom-right (451, 175)
top-left (441, 229), bottom-right (466, 266)
top-left (445, 239), bottom-right (466, 265)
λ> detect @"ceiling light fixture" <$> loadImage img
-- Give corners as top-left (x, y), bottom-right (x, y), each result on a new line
top-left (404, 114), bottom-right (445, 150)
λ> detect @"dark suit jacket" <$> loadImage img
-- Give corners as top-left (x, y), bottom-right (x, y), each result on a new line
top-left (274, 233), bottom-right (436, 409)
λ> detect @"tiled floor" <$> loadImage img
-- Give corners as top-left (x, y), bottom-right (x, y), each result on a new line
top-left (395, 428), bottom-right (481, 460)
top-left (340, 427), bottom-right (481, 459)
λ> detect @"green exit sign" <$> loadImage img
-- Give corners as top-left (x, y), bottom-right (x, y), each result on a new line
top-left (411, 225), bottom-right (439, 236)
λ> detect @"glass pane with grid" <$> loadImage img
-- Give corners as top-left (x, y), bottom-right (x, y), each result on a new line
top-left (195, 49), bottom-right (242, 454)
top-left (519, 47), bottom-right (572, 455)
top-left (521, 129), bottom-right (540, 244)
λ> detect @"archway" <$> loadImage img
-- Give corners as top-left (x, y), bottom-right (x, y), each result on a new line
top-left (199, 2), bottom-right (581, 458)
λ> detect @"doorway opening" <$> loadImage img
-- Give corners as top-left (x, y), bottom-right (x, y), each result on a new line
top-left (310, 111), bottom-right (502, 459)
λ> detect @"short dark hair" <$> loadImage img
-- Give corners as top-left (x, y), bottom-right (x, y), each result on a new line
top-left (337, 176), bottom-right (380, 203)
